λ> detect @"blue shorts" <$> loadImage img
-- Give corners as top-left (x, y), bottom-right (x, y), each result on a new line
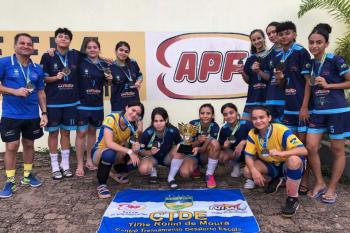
top-left (281, 114), bottom-right (307, 133)
top-left (263, 156), bottom-right (306, 178)
top-left (77, 109), bottom-right (104, 131)
top-left (308, 111), bottom-right (350, 139)
top-left (266, 105), bottom-right (284, 123)
top-left (45, 106), bottom-right (77, 132)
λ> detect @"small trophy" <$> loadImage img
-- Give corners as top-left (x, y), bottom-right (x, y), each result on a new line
top-left (26, 82), bottom-right (34, 93)
top-left (129, 132), bottom-right (139, 144)
top-left (103, 68), bottom-right (112, 85)
top-left (177, 123), bottom-right (198, 154)
top-left (228, 135), bottom-right (236, 144)
top-left (62, 67), bottom-right (71, 76)
top-left (261, 148), bottom-right (269, 158)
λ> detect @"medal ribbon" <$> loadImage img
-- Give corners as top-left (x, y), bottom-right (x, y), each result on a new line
top-left (311, 53), bottom-right (327, 79)
top-left (85, 57), bottom-right (105, 71)
top-left (56, 51), bottom-right (68, 68)
top-left (147, 128), bottom-right (167, 148)
top-left (230, 121), bottom-right (241, 137)
top-left (280, 43), bottom-right (295, 63)
top-left (121, 114), bottom-right (136, 135)
top-left (258, 124), bottom-right (272, 150)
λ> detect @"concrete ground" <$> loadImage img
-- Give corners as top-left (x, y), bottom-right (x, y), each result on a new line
top-left (0, 153), bottom-right (349, 233)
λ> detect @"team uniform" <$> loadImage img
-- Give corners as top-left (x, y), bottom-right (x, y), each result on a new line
top-left (139, 125), bottom-right (182, 165)
top-left (40, 50), bottom-right (83, 132)
top-left (110, 59), bottom-right (143, 112)
top-left (77, 58), bottom-right (109, 130)
top-left (0, 55), bottom-right (45, 142)
top-left (218, 120), bottom-right (254, 160)
top-left (245, 123), bottom-right (306, 178)
top-left (272, 43), bottom-right (311, 132)
top-left (242, 54), bottom-right (268, 117)
top-left (264, 46), bottom-right (285, 122)
top-left (306, 54), bottom-right (350, 139)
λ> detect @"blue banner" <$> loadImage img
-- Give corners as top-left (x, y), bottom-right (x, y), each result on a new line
top-left (98, 189), bottom-right (260, 233)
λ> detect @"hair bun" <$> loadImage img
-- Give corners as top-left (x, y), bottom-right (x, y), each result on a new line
top-left (315, 23), bottom-right (332, 34)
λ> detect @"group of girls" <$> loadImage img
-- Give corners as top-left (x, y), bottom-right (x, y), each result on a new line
top-left (240, 20), bottom-right (350, 212)
top-left (92, 101), bottom-right (252, 199)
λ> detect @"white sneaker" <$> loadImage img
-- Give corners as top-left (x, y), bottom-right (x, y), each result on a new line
top-left (244, 179), bottom-right (255, 189)
top-left (230, 162), bottom-right (241, 177)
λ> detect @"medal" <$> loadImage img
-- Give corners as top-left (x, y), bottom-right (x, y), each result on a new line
top-left (310, 53), bottom-right (327, 87)
top-left (152, 141), bottom-right (160, 148)
top-left (62, 67), bottom-right (71, 76)
top-left (261, 149), bottom-right (270, 157)
top-left (228, 135), bottom-right (236, 144)
top-left (103, 67), bottom-right (111, 76)
top-left (26, 83), bottom-right (35, 93)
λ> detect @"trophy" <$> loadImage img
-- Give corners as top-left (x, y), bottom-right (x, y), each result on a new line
top-left (26, 82), bottom-right (34, 93)
top-left (103, 68), bottom-right (112, 85)
top-left (62, 67), bottom-right (71, 76)
top-left (177, 123), bottom-right (198, 154)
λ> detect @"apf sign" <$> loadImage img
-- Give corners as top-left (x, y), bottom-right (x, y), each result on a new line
top-left (146, 32), bottom-right (250, 100)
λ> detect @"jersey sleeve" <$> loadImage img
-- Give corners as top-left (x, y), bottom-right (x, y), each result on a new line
top-left (244, 129), bottom-right (257, 157)
top-left (242, 121), bottom-right (254, 139)
top-left (35, 65), bottom-right (45, 90)
top-left (102, 115), bottom-right (117, 131)
top-left (131, 60), bottom-right (143, 81)
top-left (40, 53), bottom-right (50, 77)
top-left (281, 129), bottom-right (304, 150)
top-left (218, 126), bottom-right (227, 145)
top-left (172, 127), bottom-right (183, 144)
top-left (300, 48), bottom-right (311, 76)
top-left (334, 55), bottom-right (350, 77)
top-left (209, 122), bottom-right (220, 139)
top-left (0, 58), bottom-right (5, 82)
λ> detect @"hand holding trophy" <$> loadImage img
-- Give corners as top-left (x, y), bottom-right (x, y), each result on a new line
top-left (177, 123), bottom-right (198, 155)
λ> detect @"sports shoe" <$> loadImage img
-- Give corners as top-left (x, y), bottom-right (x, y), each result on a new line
top-left (0, 181), bottom-right (17, 198)
top-left (20, 173), bottom-right (42, 187)
top-left (97, 184), bottom-right (111, 199)
top-left (206, 175), bottom-right (216, 188)
top-left (61, 169), bottom-right (73, 178)
top-left (191, 167), bottom-right (201, 179)
top-left (281, 196), bottom-right (299, 217)
top-left (265, 177), bottom-right (284, 194)
top-left (243, 179), bottom-right (255, 189)
top-left (230, 162), bottom-right (241, 178)
top-left (168, 180), bottom-right (178, 189)
top-left (52, 170), bottom-right (63, 180)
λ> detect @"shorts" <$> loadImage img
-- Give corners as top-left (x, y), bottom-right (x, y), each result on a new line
top-left (77, 109), bottom-right (104, 131)
top-left (141, 154), bottom-right (170, 167)
top-left (266, 105), bottom-right (284, 123)
top-left (263, 156), bottom-right (306, 178)
top-left (45, 106), bottom-right (77, 132)
top-left (0, 117), bottom-right (43, 142)
top-left (281, 113), bottom-right (307, 133)
top-left (308, 111), bottom-right (350, 139)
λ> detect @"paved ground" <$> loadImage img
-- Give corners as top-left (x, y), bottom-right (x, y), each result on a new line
top-left (0, 152), bottom-right (349, 233)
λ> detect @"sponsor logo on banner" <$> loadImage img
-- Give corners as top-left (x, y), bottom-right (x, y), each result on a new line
top-left (164, 195), bottom-right (193, 210)
top-left (209, 203), bottom-right (248, 213)
top-left (117, 203), bottom-right (146, 211)
top-left (147, 32), bottom-right (250, 100)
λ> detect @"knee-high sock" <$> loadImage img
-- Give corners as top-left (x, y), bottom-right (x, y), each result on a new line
top-left (206, 158), bottom-right (218, 176)
top-left (168, 158), bottom-right (184, 182)
top-left (285, 167), bottom-right (303, 198)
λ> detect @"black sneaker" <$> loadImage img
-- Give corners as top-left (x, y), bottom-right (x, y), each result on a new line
top-left (265, 177), bottom-right (284, 194)
top-left (281, 196), bottom-right (299, 217)
top-left (168, 180), bottom-right (178, 189)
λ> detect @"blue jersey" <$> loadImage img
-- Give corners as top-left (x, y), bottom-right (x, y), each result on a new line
top-left (40, 50), bottom-right (83, 107)
top-left (189, 119), bottom-right (220, 140)
top-left (306, 54), bottom-right (350, 114)
top-left (272, 43), bottom-right (311, 113)
top-left (0, 55), bottom-right (45, 119)
top-left (264, 47), bottom-right (285, 106)
top-left (218, 120), bottom-right (253, 150)
top-left (140, 125), bottom-right (182, 159)
top-left (243, 54), bottom-right (268, 105)
top-left (110, 59), bottom-right (143, 112)
top-left (78, 58), bottom-right (108, 109)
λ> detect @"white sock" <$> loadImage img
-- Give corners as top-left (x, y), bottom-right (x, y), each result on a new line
top-left (50, 153), bottom-right (60, 172)
top-left (206, 158), bottom-right (218, 176)
top-left (60, 149), bottom-right (70, 170)
top-left (168, 158), bottom-right (184, 182)
top-left (150, 167), bottom-right (157, 177)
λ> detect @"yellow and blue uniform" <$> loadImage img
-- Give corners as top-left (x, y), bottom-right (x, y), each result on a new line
top-left (93, 113), bottom-right (134, 150)
top-left (306, 54), bottom-right (350, 139)
top-left (244, 123), bottom-right (305, 178)
top-left (110, 59), bottom-right (143, 112)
